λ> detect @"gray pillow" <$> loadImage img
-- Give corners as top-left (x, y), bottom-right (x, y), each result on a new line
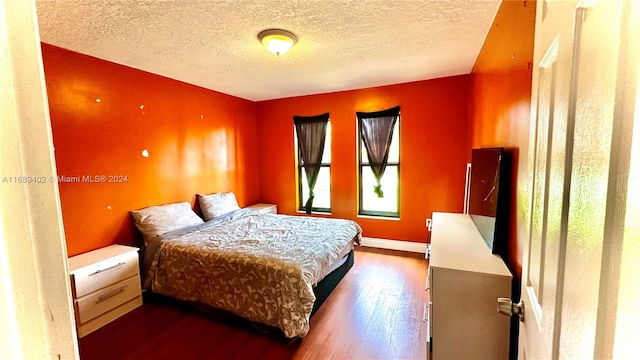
top-left (197, 192), bottom-right (240, 221)
top-left (131, 202), bottom-right (203, 243)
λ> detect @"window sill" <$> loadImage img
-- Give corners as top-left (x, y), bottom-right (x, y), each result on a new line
top-left (296, 210), bottom-right (333, 216)
top-left (357, 214), bottom-right (400, 221)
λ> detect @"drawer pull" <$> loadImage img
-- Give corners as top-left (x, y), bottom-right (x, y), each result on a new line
top-left (423, 303), bottom-right (429, 322)
top-left (90, 262), bottom-right (125, 276)
top-left (97, 285), bottom-right (127, 303)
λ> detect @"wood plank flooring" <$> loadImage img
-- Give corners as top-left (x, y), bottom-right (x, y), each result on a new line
top-left (79, 247), bottom-right (429, 360)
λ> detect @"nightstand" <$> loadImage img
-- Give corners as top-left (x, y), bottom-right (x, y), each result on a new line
top-left (68, 244), bottom-right (143, 337)
top-left (246, 203), bottom-right (277, 214)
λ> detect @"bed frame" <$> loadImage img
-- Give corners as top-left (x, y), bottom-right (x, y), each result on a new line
top-left (311, 249), bottom-right (354, 316)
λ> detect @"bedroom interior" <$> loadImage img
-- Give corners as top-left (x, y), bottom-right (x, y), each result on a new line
top-left (39, 0), bottom-right (532, 354)
top-left (2, 0), bottom-right (543, 359)
top-left (8, 0), bottom-right (636, 358)
top-left (3, 3), bottom-right (533, 358)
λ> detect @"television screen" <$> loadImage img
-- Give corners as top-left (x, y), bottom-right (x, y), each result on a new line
top-left (469, 148), bottom-right (507, 255)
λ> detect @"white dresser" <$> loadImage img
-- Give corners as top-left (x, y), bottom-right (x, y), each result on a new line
top-left (428, 212), bottom-right (512, 359)
top-left (68, 244), bottom-right (143, 337)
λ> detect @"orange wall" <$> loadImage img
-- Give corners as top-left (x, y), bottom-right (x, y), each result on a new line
top-left (256, 77), bottom-right (471, 243)
top-left (41, 44), bottom-right (260, 257)
top-left (469, 0), bottom-right (536, 277)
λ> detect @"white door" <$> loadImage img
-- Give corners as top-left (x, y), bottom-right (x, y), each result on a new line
top-left (1, 0), bottom-right (79, 358)
top-left (520, 0), bottom-right (640, 359)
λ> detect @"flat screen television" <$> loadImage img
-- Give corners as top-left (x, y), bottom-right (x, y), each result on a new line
top-left (469, 147), bottom-right (510, 258)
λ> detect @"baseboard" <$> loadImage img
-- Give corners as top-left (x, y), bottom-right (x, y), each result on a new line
top-left (360, 237), bottom-right (428, 254)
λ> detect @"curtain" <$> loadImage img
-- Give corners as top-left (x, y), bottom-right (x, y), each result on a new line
top-left (294, 113), bottom-right (329, 214)
top-left (357, 106), bottom-right (400, 198)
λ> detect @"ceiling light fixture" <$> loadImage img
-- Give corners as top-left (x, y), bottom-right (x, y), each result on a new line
top-left (258, 29), bottom-right (297, 56)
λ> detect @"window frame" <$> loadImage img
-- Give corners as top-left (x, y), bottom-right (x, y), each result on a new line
top-left (357, 112), bottom-right (400, 218)
top-left (295, 119), bottom-right (332, 213)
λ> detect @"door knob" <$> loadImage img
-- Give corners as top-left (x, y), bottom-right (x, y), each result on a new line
top-left (497, 298), bottom-right (524, 322)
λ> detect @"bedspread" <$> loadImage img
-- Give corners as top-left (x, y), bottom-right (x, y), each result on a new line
top-left (142, 209), bottom-right (362, 337)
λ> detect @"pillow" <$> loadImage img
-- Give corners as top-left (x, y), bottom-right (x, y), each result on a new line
top-left (131, 201), bottom-right (203, 241)
top-left (197, 192), bottom-right (240, 221)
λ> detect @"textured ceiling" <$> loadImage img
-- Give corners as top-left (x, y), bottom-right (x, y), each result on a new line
top-left (35, 0), bottom-right (500, 101)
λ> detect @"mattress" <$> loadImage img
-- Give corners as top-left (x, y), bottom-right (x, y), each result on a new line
top-left (323, 238), bottom-right (354, 278)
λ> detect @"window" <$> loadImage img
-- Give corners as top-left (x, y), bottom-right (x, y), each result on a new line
top-left (358, 107), bottom-right (400, 217)
top-left (295, 114), bottom-right (331, 213)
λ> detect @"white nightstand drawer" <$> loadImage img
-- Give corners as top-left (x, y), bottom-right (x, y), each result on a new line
top-left (246, 203), bottom-right (277, 214)
top-left (76, 296), bottom-right (143, 338)
top-left (75, 274), bottom-right (141, 325)
top-left (71, 249), bottom-right (139, 298)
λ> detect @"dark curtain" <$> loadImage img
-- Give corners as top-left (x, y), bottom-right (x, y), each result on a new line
top-left (294, 113), bottom-right (329, 214)
top-left (357, 106), bottom-right (400, 198)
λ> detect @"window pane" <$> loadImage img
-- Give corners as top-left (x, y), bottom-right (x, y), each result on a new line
top-left (296, 121), bottom-right (330, 165)
top-left (360, 120), bottom-right (399, 163)
top-left (361, 165), bottom-right (398, 214)
top-left (300, 167), bottom-right (331, 210)
top-left (321, 122), bottom-right (331, 164)
top-left (387, 120), bottom-right (400, 162)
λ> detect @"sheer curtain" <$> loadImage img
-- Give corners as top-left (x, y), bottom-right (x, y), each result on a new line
top-left (357, 106), bottom-right (400, 198)
top-left (294, 113), bottom-right (329, 214)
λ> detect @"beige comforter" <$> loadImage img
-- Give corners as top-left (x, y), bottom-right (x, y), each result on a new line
top-left (142, 209), bottom-right (362, 338)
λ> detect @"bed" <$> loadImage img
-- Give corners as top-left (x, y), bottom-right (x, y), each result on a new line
top-left (135, 202), bottom-right (362, 338)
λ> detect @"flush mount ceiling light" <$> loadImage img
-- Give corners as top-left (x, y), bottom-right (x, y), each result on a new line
top-left (258, 29), bottom-right (297, 56)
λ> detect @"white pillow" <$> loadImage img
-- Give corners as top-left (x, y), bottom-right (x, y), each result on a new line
top-left (197, 192), bottom-right (240, 221)
top-left (131, 202), bottom-right (203, 242)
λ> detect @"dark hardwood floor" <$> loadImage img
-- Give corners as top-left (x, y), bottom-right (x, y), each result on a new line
top-left (79, 247), bottom-right (429, 360)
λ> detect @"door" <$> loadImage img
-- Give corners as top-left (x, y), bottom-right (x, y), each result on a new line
top-left (520, 0), bottom-right (640, 359)
top-left (1, 0), bottom-right (79, 358)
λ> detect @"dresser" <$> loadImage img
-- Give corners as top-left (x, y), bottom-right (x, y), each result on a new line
top-left (427, 212), bottom-right (512, 359)
top-left (246, 203), bottom-right (278, 214)
top-left (68, 245), bottom-right (143, 337)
